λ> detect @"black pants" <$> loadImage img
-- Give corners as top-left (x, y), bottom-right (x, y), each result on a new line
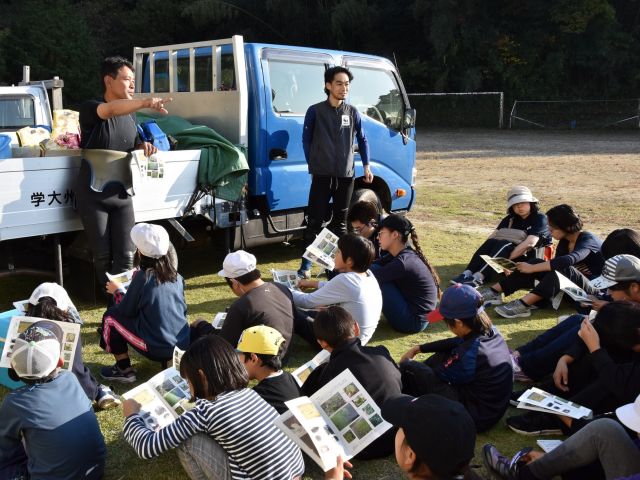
top-left (72, 338), bottom-right (100, 401)
top-left (76, 162), bottom-right (135, 287)
top-left (399, 354), bottom-right (460, 401)
top-left (466, 238), bottom-right (516, 274)
top-left (498, 260), bottom-right (598, 301)
top-left (293, 308), bottom-right (321, 351)
top-left (304, 175), bottom-right (354, 241)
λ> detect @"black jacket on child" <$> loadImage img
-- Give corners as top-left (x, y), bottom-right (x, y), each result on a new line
top-left (301, 338), bottom-right (402, 460)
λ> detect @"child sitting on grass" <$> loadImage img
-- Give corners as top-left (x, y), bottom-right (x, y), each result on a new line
top-left (0, 321), bottom-right (106, 480)
top-left (26, 282), bottom-right (120, 410)
top-left (101, 223), bottom-right (189, 383)
top-left (236, 325), bottom-right (300, 414)
top-left (122, 334), bottom-right (305, 480)
top-left (400, 283), bottom-right (513, 432)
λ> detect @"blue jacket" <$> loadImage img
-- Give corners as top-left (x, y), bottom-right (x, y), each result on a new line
top-left (420, 329), bottom-right (513, 432)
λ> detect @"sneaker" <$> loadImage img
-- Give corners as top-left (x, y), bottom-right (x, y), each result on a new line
top-left (477, 286), bottom-right (503, 306)
top-left (509, 354), bottom-right (533, 383)
top-left (482, 444), bottom-right (531, 480)
top-left (100, 364), bottom-right (137, 384)
top-left (506, 412), bottom-right (563, 436)
top-left (96, 384), bottom-right (122, 410)
top-left (495, 300), bottom-right (531, 318)
top-left (297, 269), bottom-right (311, 280)
top-left (450, 272), bottom-right (475, 286)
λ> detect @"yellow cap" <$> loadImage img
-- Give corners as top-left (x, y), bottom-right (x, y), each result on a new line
top-left (237, 325), bottom-right (285, 356)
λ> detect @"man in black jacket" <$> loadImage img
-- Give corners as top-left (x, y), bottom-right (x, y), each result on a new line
top-left (301, 306), bottom-right (401, 459)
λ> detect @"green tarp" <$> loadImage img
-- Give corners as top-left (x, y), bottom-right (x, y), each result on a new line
top-left (136, 114), bottom-right (249, 202)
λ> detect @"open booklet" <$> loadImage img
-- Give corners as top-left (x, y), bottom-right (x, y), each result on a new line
top-left (271, 269), bottom-right (300, 290)
top-left (516, 387), bottom-right (592, 419)
top-left (555, 272), bottom-right (594, 305)
top-left (210, 312), bottom-right (226, 330)
top-left (0, 316), bottom-right (80, 371)
top-left (291, 349), bottom-right (331, 387)
top-left (537, 439), bottom-right (562, 453)
top-left (122, 346), bottom-right (190, 431)
top-left (303, 228), bottom-right (339, 271)
top-left (106, 269), bottom-right (136, 292)
top-left (480, 255), bottom-right (518, 273)
top-left (275, 368), bottom-right (392, 471)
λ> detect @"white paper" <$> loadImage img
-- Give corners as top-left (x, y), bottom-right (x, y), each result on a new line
top-left (480, 255), bottom-right (518, 273)
top-left (0, 316), bottom-right (80, 372)
top-left (271, 269), bottom-right (300, 290)
top-left (122, 367), bottom-right (192, 431)
top-left (106, 269), bottom-right (136, 292)
top-left (172, 346), bottom-right (185, 371)
top-left (12, 300), bottom-right (29, 314)
top-left (211, 312), bottom-right (226, 329)
top-left (537, 439), bottom-right (562, 453)
top-left (517, 387), bottom-right (592, 419)
top-left (291, 349), bottom-right (331, 387)
top-left (303, 228), bottom-right (339, 271)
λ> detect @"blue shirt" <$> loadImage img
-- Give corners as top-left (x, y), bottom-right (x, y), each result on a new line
top-left (0, 371), bottom-right (106, 480)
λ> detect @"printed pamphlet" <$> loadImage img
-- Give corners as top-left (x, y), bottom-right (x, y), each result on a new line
top-left (172, 346), bottom-right (185, 372)
top-left (122, 366), bottom-right (192, 431)
top-left (0, 316), bottom-right (80, 371)
top-left (271, 269), bottom-right (300, 290)
top-left (275, 368), bottom-right (392, 471)
top-left (480, 255), bottom-right (518, 273)
top-left (537, 439), bottom-right (562, 453)
top-left (291, 349), bottom-right (331, 387)
top-left (132, 150), bottom-right (165, 181)
top-left (211, 312), bottom-right (226, 330)
top-left (555, 272), bottom-right (593, 305)
top-left (516, 387), bottom-right (592, 420)
top-left (303, 228), bottom-right (339, 271)
top-left (106, 269), bottom-right (136, 292)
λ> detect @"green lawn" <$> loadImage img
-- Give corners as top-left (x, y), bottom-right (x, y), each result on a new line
top-left (0, 198), bottom-right (573, 479)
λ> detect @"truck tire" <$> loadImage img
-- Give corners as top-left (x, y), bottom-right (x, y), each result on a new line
top-left (350, 188), bottom-right (383, 214)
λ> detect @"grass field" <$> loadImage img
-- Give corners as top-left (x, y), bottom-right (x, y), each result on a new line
top-left (1, 128), bottom-right (639, 479)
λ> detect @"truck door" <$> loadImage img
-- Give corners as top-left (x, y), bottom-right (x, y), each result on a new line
top-left (343, 58), bottom-right (416, 211)
top-left (260, 50), bottom-right (332, 211)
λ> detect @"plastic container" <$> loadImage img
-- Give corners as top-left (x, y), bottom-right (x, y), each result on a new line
top-left (0, 134), bottom-right (11, 159)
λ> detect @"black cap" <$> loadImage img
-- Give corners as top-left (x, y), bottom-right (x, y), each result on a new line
top-left (379, 214), bottom-right (414, 237)
top-left (381, 394), bottom-right (476, 478)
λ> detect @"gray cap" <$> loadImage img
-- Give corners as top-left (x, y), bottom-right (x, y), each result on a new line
top-left (590, 254), bottom-right (640, 290)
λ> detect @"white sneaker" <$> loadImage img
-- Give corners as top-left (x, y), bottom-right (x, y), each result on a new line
top-left (495, 300), bottom-right (532, 318)
top-left (96, 384), bottom-right (122, 410)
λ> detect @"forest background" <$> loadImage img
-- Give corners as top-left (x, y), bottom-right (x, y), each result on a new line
top-left (0, 0), bottom-right (639, 111)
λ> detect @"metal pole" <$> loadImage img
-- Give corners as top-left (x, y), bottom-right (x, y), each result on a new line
top-left (499, 92), bottom-right (504, 129)
top-left (54, 235), bottom-right (63, 286)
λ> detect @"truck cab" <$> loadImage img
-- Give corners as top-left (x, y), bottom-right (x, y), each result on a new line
top-left (134, 35), bottom-right (417, 247)
top-left (0, 84), bottom-right (53, 146)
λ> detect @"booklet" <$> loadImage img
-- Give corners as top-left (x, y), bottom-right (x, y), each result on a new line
top-left (303, 228), bottom-right (339, 271)
top-left (516, 387), bottom-right (592, 419)
top-left (291, 349), bottom-right (331, 387)
top-left (211, 312), bottom-right (226, 330)
top-left (555, 272), bottom-right (593, 305)
top-left (12, 300), bottom-right (29, 314)
top-left (537, 439), bottom-right (562, 453)
top-left (480, 255), bottom-right (518, 273)
top-left (122, 364), bottom-right (192, 431)
top-left (172, 346), bottom-right (185, 372)
top-left (271, 269), bottom-right (300, 290)
top-left (106, 269), bottom-right (136, 292)
top-left (275, 369), bottom-right (392, 471)
top-left (0, 316), bottom-right (81, 371)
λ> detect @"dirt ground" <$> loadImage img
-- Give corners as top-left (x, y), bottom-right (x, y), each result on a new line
top-left (412, 128), bottom-right (640, 236)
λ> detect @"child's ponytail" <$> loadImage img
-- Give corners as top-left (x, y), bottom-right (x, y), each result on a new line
top-left (410, 229), bottom-right (441, 299)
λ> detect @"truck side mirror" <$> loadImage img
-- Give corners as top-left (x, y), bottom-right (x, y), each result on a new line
top-left (403, 108), bottom-right (416, 129)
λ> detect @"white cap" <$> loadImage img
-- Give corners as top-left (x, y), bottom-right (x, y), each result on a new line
top-left (616, 393), bottom-right (640, 433)
top-left (28, 283), bottom-right (74, 311)
top-left (130, 223), bottom-right (170, 259)
top-left (217, 250), bottom-right (257, 278)
top-left (10, 320), bottom-right (63, 380)
top-left (506, 186), bottom-right (538, 210)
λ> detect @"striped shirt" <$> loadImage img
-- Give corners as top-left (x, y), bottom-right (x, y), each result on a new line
top-left (123, 388), bottom-right (304, 479)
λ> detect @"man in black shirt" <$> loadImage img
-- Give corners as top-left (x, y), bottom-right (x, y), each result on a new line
top-left (301, 306), bottom-right (402, 459)
top-left (236, 325), bottom-right (300, 414)
top-left (78, 56), bottom-right (171, 289)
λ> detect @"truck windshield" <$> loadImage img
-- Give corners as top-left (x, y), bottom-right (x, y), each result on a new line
top-left (348, 66), bottom-right (404, 131)
top-left (0, 96), bottom-right (36, 129)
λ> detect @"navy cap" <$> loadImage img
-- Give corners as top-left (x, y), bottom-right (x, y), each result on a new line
top-left (427, 283), bottom-right (483, 322)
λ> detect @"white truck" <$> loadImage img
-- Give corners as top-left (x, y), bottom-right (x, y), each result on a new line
top-left (0, 35), bottom-right (418, 289)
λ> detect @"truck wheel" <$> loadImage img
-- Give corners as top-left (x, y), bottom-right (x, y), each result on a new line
top-left (350, 188), bottom-right (382, 213)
